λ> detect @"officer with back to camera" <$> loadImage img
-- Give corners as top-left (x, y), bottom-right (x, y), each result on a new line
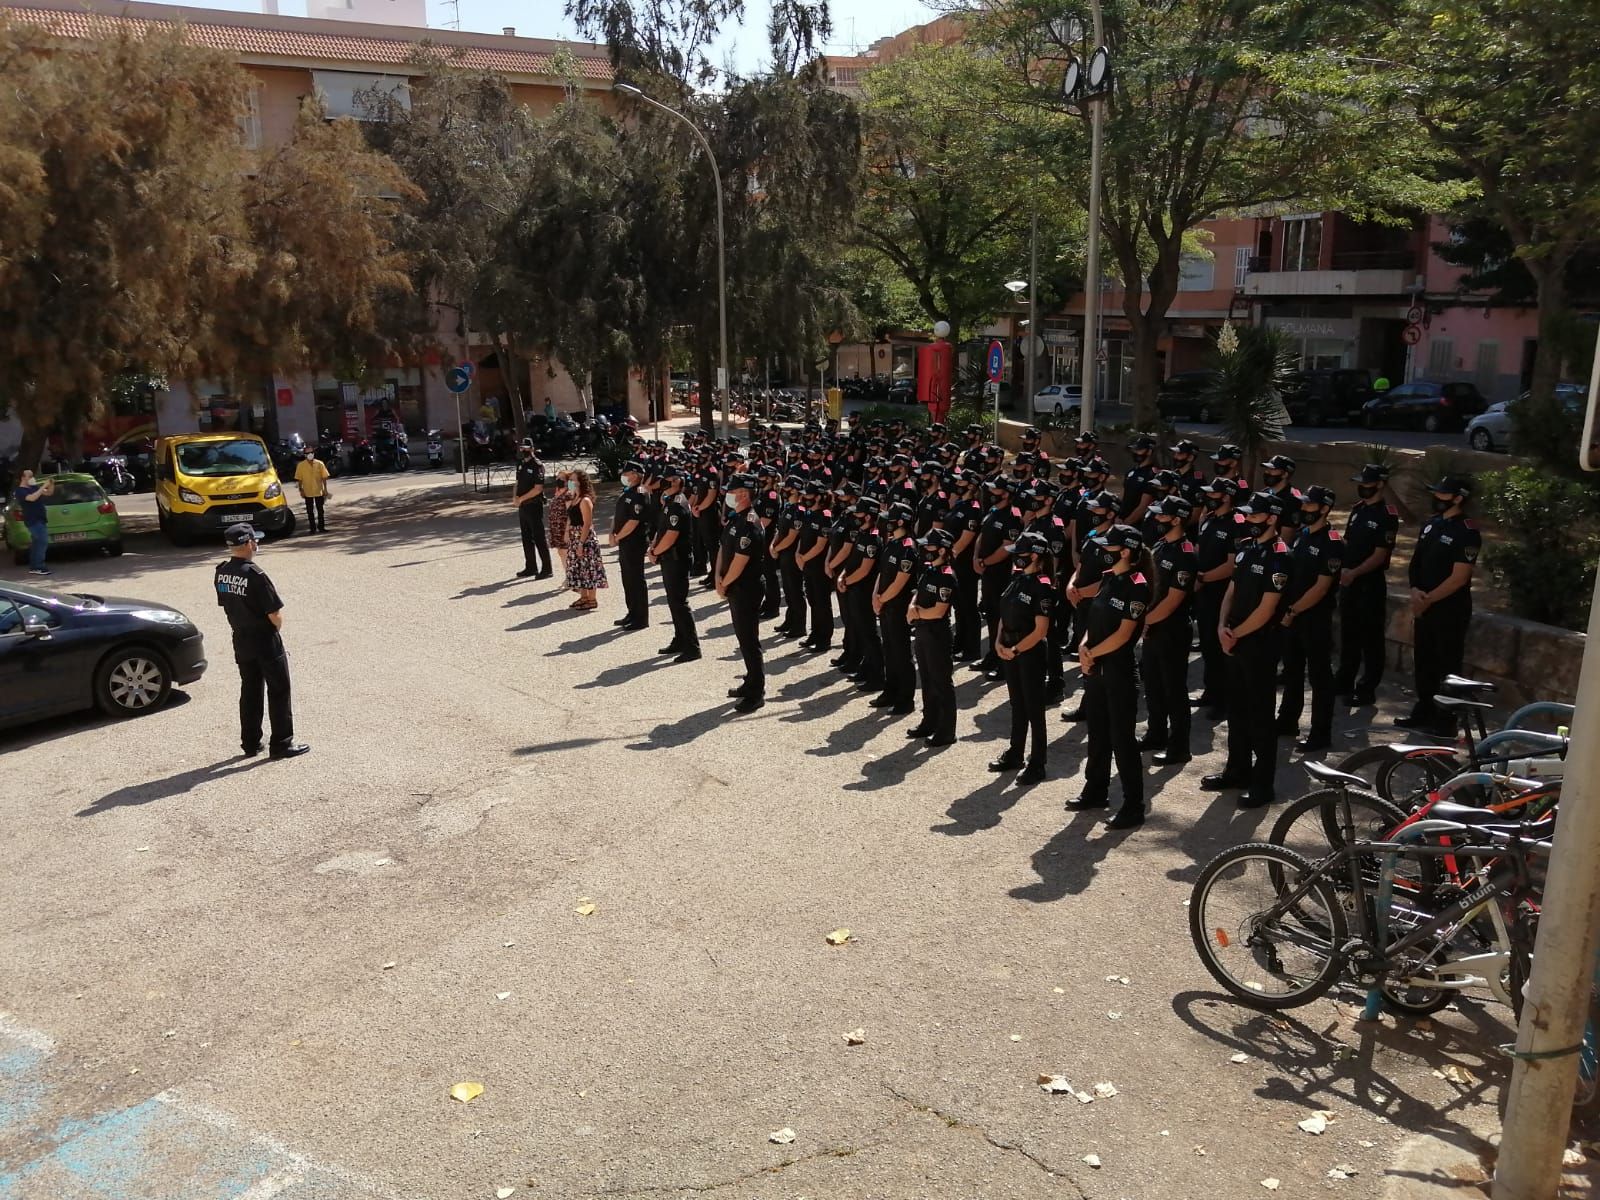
top-left (1139, 496), bottom-right (1198, 766)
top-left (1276, 484), bottom-right (1343, 752)
top-left (1335, 464), bottom-right (1398, 707)
top-left (906, 528), bottom-right (958, 747)
top-left (716, 474), bottom-right (768, 713)
top-left (648, 464), bottom-right (700, 664)
top-left (512, 440), bottom-right (552, 579)
top-left (610, 460), bottom-right (651, 630)
top-left (1397, 476), bottom-right (1480, 736)
top-left (214, 524), bottom-right (309, 760)
top-left (988, 529), bottom-right (1056, 785)
top-left (871, 501), bottom-right (920, 715)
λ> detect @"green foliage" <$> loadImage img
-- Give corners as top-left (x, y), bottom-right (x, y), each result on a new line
top-left (945, 396), bottom-right (995, 435)
top-left (1203, 324), bottom-right (1293, 476)
top-left (853, 403), bottom-right (928, 427)
top-left (1480, 466), bottom-right (1600, 629)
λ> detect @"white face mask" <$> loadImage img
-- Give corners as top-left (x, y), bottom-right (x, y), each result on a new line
top-left (566, 480), bottom-right (578, 494)
top-left (725, 494), bottom-right (739, 510)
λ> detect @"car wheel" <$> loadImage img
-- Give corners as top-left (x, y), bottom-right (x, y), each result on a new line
top-left (94, 646), bottom-right (172, 717)
top-left (105, 540), bottom-right (124, 558)
top-left (1422, 412), bottom-right (1442, 434)
top-left (1469, 427), bottom-right (1494, 452)
top-left (1197, 404), bottom-right (1213, 424)
top-left (1363, 411), bottom-right (1379, 430)
top-left (266, 510), bottom-right (297, 541)
top-left (1053, 403), bottom-right (1064, 416)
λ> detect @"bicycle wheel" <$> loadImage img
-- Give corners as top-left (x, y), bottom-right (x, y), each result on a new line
top-left (1190, 842), bottom-right (1348, 1010)
top-left (1270, 788), bottom-right (1409, 863)
top-left (1576, 984), bottom-right (1600, 1119)
top-left (1335, 746), bottom-right (1454, 808)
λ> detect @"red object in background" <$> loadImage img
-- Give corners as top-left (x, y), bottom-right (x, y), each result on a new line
top-left (276, 387), bottom-right (294, 407)
top-left (916, 341), bottom-right (954, 424)
top-left (342, 407), bottom-right (363, 441)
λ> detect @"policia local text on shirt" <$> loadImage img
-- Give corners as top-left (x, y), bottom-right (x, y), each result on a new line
top-left (214, 523), bottom-right (310, 760)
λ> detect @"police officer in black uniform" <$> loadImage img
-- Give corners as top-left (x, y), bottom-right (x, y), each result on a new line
top-left (771, 476), bottom-right (808, 638)
top-left (947, 470), bottom-right (984, 661)
top-left (1203, 491), bottom-right (1291, 808)
top-left (1192, 477), bottom-right (1244, 717)
top-left (692, 464), bottom-right (721, 587)
top-left (1063, 490), bottom-right (1119, 710)
top-left (1261, 453), bottom-right (1304, 531)
top-left (794, 482), bottom-right (836, 652)
top-left (1211, 443), bottom-right (1245, 485)
top-left (989, 530), bottom-right (1056, 784)
top-left (717, 474), bottom-right (768, 712)
top-left (1168, 439), bottom-right (1209, 519)
top-left (1398, 476), bottom-right (1481, 735)
top-left (1276, 484), bottom-right (1343, 752)
top-left (839, 497), bottom-right (885, 691)
top-left (974, 478), bottom-right (1025, 676)
top-left (824, 485), bottom-right (861, 671)
top-left (214, 524), bottom-right (309, 759)
top-left (907, 528), bottom-right (958, 746)
top-left (1335, 464), bottom-right (1398, 706)
top-left (1122, 434), bottom-right (1160, 525)
top-left (513, 442), bottom-right (552, 579)
top-left (610, 461), bottom-right (651, 630)
top-left (1022, 482), bottom-right (1069, 701)
top-left (872, 501), bottom-right (919, 714)
top-left (1067, 524), bottom-right (1151, 827)
top-left (754, 471), bottom-right (784, 620)
top-left (1139, 496), bottom-right (1198, 765)
top-left (649, 465), bottom-right (701, 663)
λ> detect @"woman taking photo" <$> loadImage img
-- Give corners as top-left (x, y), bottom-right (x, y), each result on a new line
top-left (565, 469), bottom-right (606, 611)
top-left (548, 470), bottom-right (572, 585)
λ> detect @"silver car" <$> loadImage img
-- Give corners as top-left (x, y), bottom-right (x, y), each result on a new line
top-left (1466, 385), bottom-right (1586, 453)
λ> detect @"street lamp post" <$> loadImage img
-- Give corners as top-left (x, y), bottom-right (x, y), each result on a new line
top-left (1004, 279), bottom-right (1028, 430)
top-left (614, 82), bottom-right (730, 439)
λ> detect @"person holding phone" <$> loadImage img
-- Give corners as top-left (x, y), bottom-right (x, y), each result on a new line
top-left (13, 469), bottom-right (54, 575)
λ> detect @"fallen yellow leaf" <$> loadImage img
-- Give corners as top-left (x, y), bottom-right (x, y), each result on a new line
top-left (825, 928), bottom-right (852, 946)
top-left (449, 1081), bottom-right (484, 1104)
top-left (574, 901), bottom-right (597, 917)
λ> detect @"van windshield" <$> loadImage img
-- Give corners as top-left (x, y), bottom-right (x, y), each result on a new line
top-left (176, 440), bottom-right (270, 477)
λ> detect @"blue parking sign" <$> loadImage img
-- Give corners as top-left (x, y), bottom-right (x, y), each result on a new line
top-left (986, 340), bottom-right (1005, 383)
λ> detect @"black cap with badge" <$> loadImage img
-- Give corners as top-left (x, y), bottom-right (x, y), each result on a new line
top-left (1426, 475), bottom-right (1474, 498)
top-left (1004, 530), bottom-right (1052, 557)
top-left (919, 528), bottom-right (955, 550)
top-left (1351, 463), bottom-right (1391, 484)
top-left (1093, 523), bottom-right (1145, 552)
top-left (225, 523), bottom-right (261, 546)
top-left (1236, 491), bottom-right (1286, 518)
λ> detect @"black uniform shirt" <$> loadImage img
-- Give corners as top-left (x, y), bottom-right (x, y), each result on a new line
top-left (826, 511), bottom-right (855, 560)
top-left (950, 499), bottom-right (983, 548)
top-left (1410, 513), bottom-right (1481, 595)
top-left (1197, 510), bottom-right (1245, 574)
top-left (1122, 464), bottom-right (1156, 516)
top-left (976, 503), bottom-right (1024, 560)
top-left (214, 558), bottom-right (283, 660)
top-left (772, 501), bottom-right (799, 557)
top-left (1284, 524), bottom-right (1344, 611)
top-left (1344, 499), bottom-right (1399, 569)
top-left (844, 523), bottom-right (882, 586)
top-left (1271, 485), bottom-right (1305, 531)
top-left (614, 486), bottom-right (648, 541)
top-left (657, 493), bottom-right (692, 558)
top-left (879, 534), bottom-right (919, 607)
top-left (999, 569), bottom-right (1056, 638)
top-left (915, 489), bottom-right (949, 536)
top-left (719, 508), bottom-right (766, 590)
top-left (1075, 529), bottom-right (1111, 588)
top-left (797, 505), bottom-right (832, 558)
top-left (1025, 514), bottom-right (1069, 575)
top-left (1227, 537), bottom-right (1291, 628)
top-left (1086, 570), bottom-right (1151, 659)
top-left (514, 460), bottom-right (545, 511)
top-left (913, 563), bottom-right (956, 620)
top-left (1175, 469), bottom-right (1209, 509)
top-left (1151, 536), bottom-right (1199, 616)
top-left (755, 488), bottom-right (782, 523)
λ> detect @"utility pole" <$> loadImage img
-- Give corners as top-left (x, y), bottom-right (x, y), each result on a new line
top-left (1025, 207), bottom-right (1039, 418)
top-left (1493, 334), bottom-right (1600, 1198)
top-left (1079, 0), bottom-right (1107, 437)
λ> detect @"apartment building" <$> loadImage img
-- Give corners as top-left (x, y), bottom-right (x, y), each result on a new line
top-left (1, 0), bottom-right (631, 445)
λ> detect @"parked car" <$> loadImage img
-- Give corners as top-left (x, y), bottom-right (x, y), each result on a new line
top-left (1280, 368), bottom-right (1374, 426)
top-left (5, 473), bottom-right (124, 566)
top-left (1030, 384), bottom-right (1083, 418)
top-left (0, 581), bottom-right (207, 730)
top-left (1465, 384), bottom-right (1587, 452)
top-left (1361, 380), bottom-right (1489, 433)
top-left (1156, 370), bottom-right (1222, 422)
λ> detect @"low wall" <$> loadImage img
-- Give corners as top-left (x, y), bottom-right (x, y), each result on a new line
top-left (1384, 590), bottom-right (1584, 707)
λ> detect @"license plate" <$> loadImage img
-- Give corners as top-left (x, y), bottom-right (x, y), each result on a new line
top-left (53, 531), bottom-right (89, 542)
top-left (219, 513), bottom-right (253, 524)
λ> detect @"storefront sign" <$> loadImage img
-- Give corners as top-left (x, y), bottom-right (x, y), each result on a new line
top-left (1266, 316), bottom-right (1359, 340)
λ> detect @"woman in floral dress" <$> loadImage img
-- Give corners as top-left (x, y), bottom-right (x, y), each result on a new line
top-left (548, 470), bottom-right (571, 585)
top-left (565, 469), bottom-right (606, 611)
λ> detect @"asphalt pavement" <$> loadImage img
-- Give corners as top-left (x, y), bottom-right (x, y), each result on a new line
top-left (1, 465), bottom-right (1590, 1200)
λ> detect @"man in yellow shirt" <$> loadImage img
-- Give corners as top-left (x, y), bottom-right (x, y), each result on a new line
top-left (292, 446), bottom-right (330, 534)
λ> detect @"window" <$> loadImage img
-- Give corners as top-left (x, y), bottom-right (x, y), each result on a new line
top-left (0, 600), bottom-right (19, 637)
top-left (1427, 337), bottom-right (1455, 378)
top-left (1475, 340), bottom-right (1500, 392)
top-left (310, 71), bottom-right (411, 120)
top-left (0, 600), bottom-right (58, 633)
top-left (176, 439), bottom-right (271, 477)
top-left (45, 480), bottom-right (105, 506)
top-left (1281, 216), bottom-right (1322, 272)
top-left (1234, 246), bottom-right (1251, 289)
top-left (239, 84), bottom-right (263, 149)
top-left (1177, 253), bottom-right (1215, 292)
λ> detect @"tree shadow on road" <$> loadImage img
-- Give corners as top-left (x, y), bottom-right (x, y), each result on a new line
top-left (77, 755), bottom-right (270, 816)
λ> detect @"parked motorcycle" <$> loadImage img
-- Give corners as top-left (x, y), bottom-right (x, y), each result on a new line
top-left (372, 424), bottom-right (409, 472)
top-left (268, 434), bottom-right (307, 481)
top-left (86, 444), bottom-right (136, 494)
top-left (317, 430), bottom-right (344, 476)
top-left (349, 438), bottom-right (376, 474)
top-left (426, 429), bottom-right (444, 468)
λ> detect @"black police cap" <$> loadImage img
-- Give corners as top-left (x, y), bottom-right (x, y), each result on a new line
top-left (1213, 443), bottom-right (1243, 461)
top-left (622, 459), bottom-right (644, 474)
top-left (1152, 470), bottom-right (1181, 490)
top-left (1351, 464), bottom-right (1391, 484)
top-left (1426, 475), bottom-right (1474, 498)
top-left (1236, 490), bottom-right (1286, 518)
top-left (886, 501), bottom-right (916, 522)
top-left (1083, 456), bottom-right (1111, 475)
top-left (853, 497), bottom-right (882, 515)
top-left (1205, 477), bottom-right (1243, 498)
top-left (1264, 453), bottom-right (1297, 472)
top-left (1086, 489), bottom-right (1120, 511)
top-left (1303, 485), bottom-right (1336, 507)
top-left (1169, 438), bottom-right (1200, 455)
top-left (919, 528), bottom-right (955, 550)
top-left (1154, 495), bottom-right (1194, 520)
top-left (1076, 430), bottom-right (1100, 444)
top-left (1127, 433), bottom-right (1159, 451)
top-left (1094, 523), bottom-right (1145, 551)
top-left (727, 473), bottom-right (758, 491)
top-left (1005, 530), bottom-right (1052, 557)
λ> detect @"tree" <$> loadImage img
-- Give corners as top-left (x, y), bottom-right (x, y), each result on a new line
top-left (0, 20), bottom-right (250, 469)
top-left (1372, 0), bottom-right (1600, 448)
top-left (971, 0), bottom-right (1445, 428)
top-left (852, 44), bottom-right (1079, 341)
top-left (1203, 323), bottom-right (1294, 479)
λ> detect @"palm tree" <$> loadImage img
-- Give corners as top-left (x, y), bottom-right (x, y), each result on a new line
top-left (1203, 323), bottom-right (1295, 481)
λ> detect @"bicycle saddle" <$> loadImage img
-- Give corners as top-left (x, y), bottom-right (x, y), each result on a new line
top-left (1427, 800), bottom-right (1509, 826)
top-left (1367, 742), bottom-right (1456, 760)
top-left (1434, 694), bottom-right (1494, 712)
top-left (1303, 760), bottom-right (1370, 790)
top-left (1442, 675), bottom-right (1498, 694)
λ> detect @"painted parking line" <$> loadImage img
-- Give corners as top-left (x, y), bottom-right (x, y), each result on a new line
top-left (0, 1016), bottom-right (397, 1200)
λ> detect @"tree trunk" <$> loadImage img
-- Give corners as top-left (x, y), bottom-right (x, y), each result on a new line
top-left (16, 423), bottom-right (47, 475)
top-left (494, 332), bottom-right (526, 439)
top-left (1529, 264), bottom-right (1567, 408)
top-left (697, 340), bottom-right (716, 436)
top-left (1127, 313), bottom-right (1164, 430)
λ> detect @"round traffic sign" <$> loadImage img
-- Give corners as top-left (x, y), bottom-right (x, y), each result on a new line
top-left (1402, 323), bottom-right (1422, 346)
top-left (446, 366), bottom-right (473, 393)
top-left (986, 340), bottom-right (1005, 383)
top-left (1406, 305), bottom-right (1424, 325)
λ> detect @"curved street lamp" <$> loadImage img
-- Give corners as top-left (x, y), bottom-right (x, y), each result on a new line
top-left (614, 82), bottom-right (730, 438)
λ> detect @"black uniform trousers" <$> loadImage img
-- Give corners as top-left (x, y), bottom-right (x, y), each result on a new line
top-left (1223, 629), bottom-right (1282, 801)
top-left (1045, 588), bottom-right (1068, 693)
top-left (697, 513), bottom-right (720, 583)
top-left (952, 562), bottom-right (981, 659)
top-left (1083, 655), bottom-right (1143, 812)
top-left (759, 547), bottom-right (781, 618)
top-left (1140, 616), bottom-right (1191, 756)
top-left (687, 514), bottom-right (707, 575)
top-left (803, 562), bottom-right (834, 649)
top-left (519, 502), bottom-right (551, 574)
top-left (1194, 582), bottom-right (1227, 702)
top-left (303, 495), bottom-right (326, 533)
top-left (238, 650), bottom-right (293, 752)
top-left (835, 575), bottom-right (857, 667)
top-left (1413, 596), bottom-right (1471, 722)
top-left (844, 585), bottom-right (884, 685)
top-left (727, 581), bottom-right (765, 696)
top-left (878, 601), bottom-right (914, 706)
top-left (979, 568), bottom-right (1007, 667)
top-left (659, 552), bottom-right (698, 652)
top-left (1335, 574), bottom-right (1388, 697)
top-left (1002, 642), bottom-right (1049, 767)
top-left (912, 619), bottom-right (956, 740)
top-left (779, 554), bottom-right (806, 632)
top-left (1279, 606), bottom-right (1335, 739)
top-left (618, 536), bottom-right (649, 624)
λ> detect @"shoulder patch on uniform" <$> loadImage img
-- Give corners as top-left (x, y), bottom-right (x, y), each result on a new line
top-left (1328, 529), bottom-right (1342, 540)
top-left (1131, 572), bottom-right (1147, 585)
top-left (1385, 504), bottom-right (1399, 515)
top-left (1464, 518), bottom-right (1480, 530)
top-left (1271, 571), bottom-right (1288, 588)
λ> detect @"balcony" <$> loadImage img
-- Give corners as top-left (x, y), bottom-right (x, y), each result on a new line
top-left (1243, 247), bottom-right (1418, 298)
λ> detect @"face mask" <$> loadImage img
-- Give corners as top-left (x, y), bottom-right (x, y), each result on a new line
top-left (1431, 496), bottom-right (1454, 514)
top-left (1205, 495), bottom-right (1225, 510)
top-left (1174, 456), bottom-right (1192, 470)
top-left (1301, 507), bottom-right (1322, 525)
top-left (1265, 471), bottom-right (1285, 487)
top-left (1357, 484), bottom-right (1381, 500)
top-left (1100, 547), bottom-right (1120, 566)
top-left (725, 494), bottom-right (738, 510)
top-left (566, 480), bottom-right (578, 494)
top-left (1249, 517), bottom-right (1272, 536)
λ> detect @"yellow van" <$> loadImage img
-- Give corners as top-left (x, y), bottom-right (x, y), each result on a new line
top-left (154, 433), bottom-right (295, 544)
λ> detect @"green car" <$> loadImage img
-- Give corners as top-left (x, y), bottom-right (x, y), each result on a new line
top-left (6, 473), bottom-right (125, 565)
